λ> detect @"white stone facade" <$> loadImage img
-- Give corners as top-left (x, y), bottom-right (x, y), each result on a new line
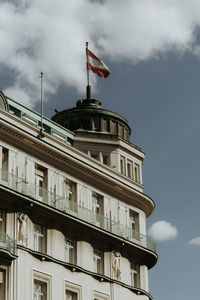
top-left (0, 92), bottom-right (157, 300)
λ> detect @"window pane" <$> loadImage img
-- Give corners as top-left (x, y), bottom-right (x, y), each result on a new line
top-left (34, 280), bottom-right (47, 300)
top-left (2, 147), bottom-right (8, 181)
top-left (34, 224), bottom-right (46, 253)
top-left (0, 270), bottom-right (5, 300)
top-left (66, 290), bottom-right (77, 300)
top-left (65, 239), bottom-right (76, 264)
top-left (93, 249), bottom-right (104, 274)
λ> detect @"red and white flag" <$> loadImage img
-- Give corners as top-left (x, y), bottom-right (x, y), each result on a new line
top-left (86, 49), bottom-right (111, 78)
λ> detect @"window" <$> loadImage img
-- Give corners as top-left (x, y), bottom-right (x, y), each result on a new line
top-left (94, 291), bottom-right (109, 300)
top-left (65, 238), bottom-right (76, 264)
top-left (0, 210), bottom-right (6, 233)
top-left (35, 165), bottom-right (47, 201)
top-left (65, 281), bottom-right (81, 300)
top-left (34, 224), bottom-right (46, 253)
top-left (90, 152), bottom-right (99, 160)
top-left (127, 160), bottom-right (133, 179)
top-left (66, 290), bottom-right (77, 300)
top-left (130, 262), bottom-right (140, 288)
top-left (118, 124), bottom-right (123, 137)
top-left (134, 163), bottom-right (140, 183)
top-left (129, 210), bottom-right (139, 238)
top-left (33, 280), bottom-right (47, 300)
top-left (92, 192), bottom-right (103, 226)
top-left (93, 249), bottom-right (104, 274)
top-left (33, 271), bottom-right (51, 300)
top-left (102, 154), bottom-right (109, 166)
top-left (120, 156), bottom-right (126, 175)
top-left (63, 179), bottom-right (76, 212)
top-left (94, 117), bottom-right (100, 131)
top-left (102, 119), bottom-right (110, 132)
top-left (1, 147), bottom-right (8, 181)
top-left (0, 269), bottom-right (6, 300)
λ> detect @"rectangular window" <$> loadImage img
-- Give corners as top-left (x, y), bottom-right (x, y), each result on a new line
top-left (1, 147), bottom-right (8, 181)
top-left (92, 192), bottom-right (103, 226)
top-left (65, 238), bottom-right (76, 264)
top-left (120, 156), bottom-right (126, 175)
top-left (93, 249), bottom-right (104, 274)
top-left (34, 224), bottom-right (46, 253)
top-left (33, 280), bottom-right (47, 300)
top-left (127, 160), bottom-right (133, 179)
top-left (129, 210), bottom-right (139, 238)
top-left (63, 179), bottom-right (76, 212)
top-left (130, 262), bottom-right (140, 288)
top-left (66, 290), bottom-right (77, 300)
top-left (65, 281), bottom-right (81, 300)
top-left (134, 163), bottom-right (140, 183)
top-left (94, 290), bottom-right (109, 300)
top-left (102, 154), bottom-right (109, 166)
top-left (35, 165), bottom-right (47, 202)
top-left (91, 152), bottom-right (99, 160)
top-left (33, 271), bottom-right (51, 300)
top-left (0, 269), bottom-right (6, 300)
top-left (0, 210), bottom-right (6, 234)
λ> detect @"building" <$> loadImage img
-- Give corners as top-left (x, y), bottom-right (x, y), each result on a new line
top-left (0, 89), bottom-right (157, 300)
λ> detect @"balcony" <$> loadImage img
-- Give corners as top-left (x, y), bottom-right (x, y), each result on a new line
top-left (0, 170), bottom-right (156, 254)
top-left (0, 232), bottom-right (17, 261)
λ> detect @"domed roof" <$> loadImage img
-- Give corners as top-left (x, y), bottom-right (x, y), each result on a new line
top-left (51, 97), bottom-right (131, 142)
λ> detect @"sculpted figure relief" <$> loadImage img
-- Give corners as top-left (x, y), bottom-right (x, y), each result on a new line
top-left (63, 178), bottom-right (72, 211)
top-left (18, 213), bottom-right (27, 245)
top-left (112, 251), bottom-right (121, 280)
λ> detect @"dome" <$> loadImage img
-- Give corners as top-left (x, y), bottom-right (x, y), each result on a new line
top-left (51, 98), bottom-right (131, 142)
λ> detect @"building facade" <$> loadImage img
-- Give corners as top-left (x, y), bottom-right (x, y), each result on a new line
top-left (0, 90), bottom-right (157, 300)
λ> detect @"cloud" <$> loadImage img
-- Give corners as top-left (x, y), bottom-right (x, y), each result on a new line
top-left (148, 220), bottom-right (178, 241)
top-left (188, 237), bottom-right (200, 245)
top-left (1, 0), bottom-right (200, 105)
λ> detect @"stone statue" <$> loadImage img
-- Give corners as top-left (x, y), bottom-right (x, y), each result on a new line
top-left (112, 251), bottom-right (121, 280)
top-left (18, 213), bottom-right (27, 245)
top-left (64, 179), bottom-right (72, 210)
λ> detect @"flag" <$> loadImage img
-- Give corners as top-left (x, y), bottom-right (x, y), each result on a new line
top-left (86, 49), bottom-right (111, 78)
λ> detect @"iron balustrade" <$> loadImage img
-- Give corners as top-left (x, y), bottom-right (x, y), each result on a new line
top-left (0, 170), bottom-right (156, 253)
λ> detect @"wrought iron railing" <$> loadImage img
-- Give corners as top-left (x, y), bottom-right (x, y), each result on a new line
top-left (0, 170), bottom-right (156, 253)
top-left (0, 232), bottom-right (17, 255)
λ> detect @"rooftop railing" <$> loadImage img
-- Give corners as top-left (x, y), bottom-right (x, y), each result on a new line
top-left (0, 170), bottom-right (156, 253)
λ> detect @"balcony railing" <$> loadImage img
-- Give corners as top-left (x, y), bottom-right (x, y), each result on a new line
top-left (0, 170), bottom-right (156, 253)
top-left (0, 232), bottom-right (17, 255)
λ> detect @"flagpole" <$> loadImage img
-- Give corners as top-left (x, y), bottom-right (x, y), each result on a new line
top-left (39, 72), bottom-right (44, 138)
top-left (85, 42), bottom-right (91, 100)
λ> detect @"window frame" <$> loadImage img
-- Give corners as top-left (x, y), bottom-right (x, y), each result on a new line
top-left (0, 266), bottom-right (8, 300)
top-left (93, 290), bottom-right (110, 300)
top-left (127, 159), bottom-right (133, 179)
top-left (93, 249), bottom-right (104, 275)
top-left (130, 262), bottom-right (140, 288)
top-left (0, 210), bottom-right (6, 234)
top-left (1, 147), bottom-right (8, 181)
top-left (33, 224), bottom-right (47, 253)
top-left (35, 164), bottom-right (48, 202)
top-left (65, 281), bottom-right (81, 300)
top-left (134, 163), bottom-right (141, 183)
top-left (32, 270), bottom-right (51, 300)
top-left (65, 238), bottom-right (77, 264)
top-left (120, 156), bottom-right (126, 175)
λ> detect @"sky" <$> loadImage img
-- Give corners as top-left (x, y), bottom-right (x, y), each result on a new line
top-left (1, 0), bottom-right (200, 299)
